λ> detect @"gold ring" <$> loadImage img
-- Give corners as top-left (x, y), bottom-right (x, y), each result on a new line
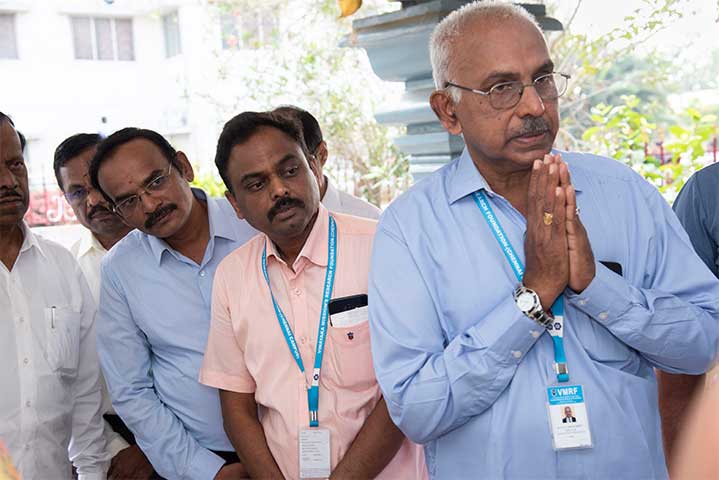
top-left (543, 212), bottom-right (553, 226)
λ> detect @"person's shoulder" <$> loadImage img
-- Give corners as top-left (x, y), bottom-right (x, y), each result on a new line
top-left (218, 233), bottom-right (266, 275)
top-left (210, 195), bottom-right (259, 240)
top-left (101, 229), bottom-right (147, 267)
top-left (560, 150), bottom-right (640, 182)
top-left (560, 149), bottom-right (659, 199)
top-left (332, 211), bottom-right (377, 238)
top-left (687, 162), bottom-right (719, 193)
top-left (385, 158), bottom-right (458, 215)
top-left (335, 190), bottom-right (382, 219)
top-left (32, 232), bottom-right (76, 264)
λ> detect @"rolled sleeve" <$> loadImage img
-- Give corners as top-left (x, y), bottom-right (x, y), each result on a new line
top-left (199, 261), bottom-right (256, 394)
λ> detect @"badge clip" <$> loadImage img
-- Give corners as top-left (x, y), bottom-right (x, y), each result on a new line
top-left (554, 362), bottom-right (570, 382)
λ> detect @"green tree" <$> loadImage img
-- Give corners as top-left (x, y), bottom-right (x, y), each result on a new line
top-left (199, 0), bottom-right (410, 206)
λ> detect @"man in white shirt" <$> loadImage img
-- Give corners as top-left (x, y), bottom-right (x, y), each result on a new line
top-left (274, 105), bottom-right (381, 219)
top-left (0, 113), bottom-right (109, 479)
top-left (54, 133), bottom-right (155, 479)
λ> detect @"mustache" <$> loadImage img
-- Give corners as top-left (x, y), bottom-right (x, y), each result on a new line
top-left (509, 117), bottom-right (550, 139)
top-left (0, 188), bottom-right (23, 202)
top-left (144, 204), bottom-right (177, 229)
top-left (87, 204), bottom-right (114, 220)
top-left (267, 197), bottom-right (305, 222)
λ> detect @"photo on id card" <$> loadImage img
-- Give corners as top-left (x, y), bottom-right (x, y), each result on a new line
top-left (545, 385), bottom-right (593, 450)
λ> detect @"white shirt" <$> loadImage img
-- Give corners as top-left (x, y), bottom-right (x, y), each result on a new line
top-left (0, 224), bottom-right (109, 480)
top-left (71, 229), bottom-right (130, 458)
top-left (321, 177), bottom-right (381, 220)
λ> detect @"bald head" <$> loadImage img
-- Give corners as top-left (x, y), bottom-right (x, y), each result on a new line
top-left (430, 1), bottom-right (543, 100)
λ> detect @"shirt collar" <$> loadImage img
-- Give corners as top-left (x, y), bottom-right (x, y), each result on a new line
top-left (447, 148), bottom-right (491, 205)
top-left (147, 188), bottom-right (229, 265)
top-left (19, 222), bottom-right (48, 260)
top-left (77, 229), bottom-right (107, 258)
top-left (447, 147), bottom-right (584, 205)
top-left (266, 203), bottom-right (330, 269)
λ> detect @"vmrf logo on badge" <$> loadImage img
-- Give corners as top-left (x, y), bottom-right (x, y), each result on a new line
top-left (546, 385), bottom-right (593, 450)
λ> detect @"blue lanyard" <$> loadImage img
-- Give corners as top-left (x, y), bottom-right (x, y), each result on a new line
top-left (473, 191), bottom-right (569, 383)
top-left (261, 215), bottom-right (338, 426)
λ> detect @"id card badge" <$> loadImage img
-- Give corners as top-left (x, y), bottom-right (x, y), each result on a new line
top-left (299, 428), bottom-right (331, 479)
top-left (546, 384), bottom-right (593, 450)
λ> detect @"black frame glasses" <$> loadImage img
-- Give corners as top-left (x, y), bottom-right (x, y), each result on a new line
top-left (444, 72), bottom-right (570, 110)
top-left (112, 163), bottom-right (174, 217)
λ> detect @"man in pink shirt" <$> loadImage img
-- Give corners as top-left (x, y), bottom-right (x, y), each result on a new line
top-left (199, 111), bottom-right (426, 479)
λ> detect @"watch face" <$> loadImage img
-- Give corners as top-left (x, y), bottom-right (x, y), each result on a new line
top-left (516, 291), bottom-right (536, 311)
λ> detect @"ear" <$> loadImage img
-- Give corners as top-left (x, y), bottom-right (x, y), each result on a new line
top-left (225, 190), bottom-right (245, 220)
top-left (175, 151), bottom-right (194, 182)
top-left (316, 141), bottom-right (328, 168)
top-left (429, 90), bottom-right (463, 136)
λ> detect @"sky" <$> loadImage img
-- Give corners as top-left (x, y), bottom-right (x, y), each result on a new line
top-left (554, 0), bottom-right (719, 63)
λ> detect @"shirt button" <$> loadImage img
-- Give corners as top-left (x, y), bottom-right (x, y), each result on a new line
top-left (23, 358), bottom-right (29, 365)
top-left (598, 312), bottom-right (609, 321)
top-left (199, 270), bottom-right (206, 277)
top-left (294, 288), bottom-right (301, 296)
top-left (25, 401), bottom-right (31, 407)
top-left (511, 350), bottom-right (522, 359)
top-left (300, 337), bottom-right (307, 344)
top-left (578, 299), bottom-right (588, 306)
top-left (17, 315), bottom-right (24, 323)
top-left (530, 330), bottom-right (541, 339)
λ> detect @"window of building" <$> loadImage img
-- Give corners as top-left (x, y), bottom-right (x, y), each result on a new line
top-left (162, 11), bottom-right (182, 58)
top-left (0, 13), bottom-right (18, 59)
top-left (71, 16), bottom-right (134, 61)
top-left (220, 8), bottom-right (278, 50)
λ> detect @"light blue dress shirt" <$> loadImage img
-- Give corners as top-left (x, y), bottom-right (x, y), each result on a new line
top-left (368, 149), bottom-right (719, 479)
top-left (97, 189), bottom-right (257, 480)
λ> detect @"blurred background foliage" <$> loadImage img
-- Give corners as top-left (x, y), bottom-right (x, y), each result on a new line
top-left (194, 0), bottom-right (719, 205)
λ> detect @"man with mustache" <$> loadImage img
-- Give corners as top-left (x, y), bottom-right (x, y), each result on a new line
top-left (273, 105), bottom-right (381, 219)
top-left (89, 128), bottom-right (256, 479)
top-left (0, 112), bottom-right (109, 478)
top-left (54, 133), bottom-right (156, 479)
top-left (199, 111), bottom-right (426, 479)
top-left (367, 2), bottom-right (719, 479)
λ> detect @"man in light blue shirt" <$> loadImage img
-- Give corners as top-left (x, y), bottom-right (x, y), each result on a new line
top-left (90, 128), bottom-right (256, 479)
top-left (368, 3), bottom-right (719, 479)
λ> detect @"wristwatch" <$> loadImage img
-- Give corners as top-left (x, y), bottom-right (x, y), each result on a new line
top-left (513, 284), bottom-right (554, 328)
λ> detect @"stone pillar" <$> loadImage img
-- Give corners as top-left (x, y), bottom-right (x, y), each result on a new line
top-left (350, 0), bottom-right (562, 180)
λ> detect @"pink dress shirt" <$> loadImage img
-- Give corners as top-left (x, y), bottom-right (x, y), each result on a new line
top-left (200, 205), bottom-right (426, 479)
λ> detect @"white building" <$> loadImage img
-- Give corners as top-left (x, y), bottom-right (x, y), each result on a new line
top-left (0, 0), bottom-right (277, 226)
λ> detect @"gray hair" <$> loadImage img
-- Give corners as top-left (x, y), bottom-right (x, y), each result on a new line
top-left (430, 1), bottom-right (541, 102)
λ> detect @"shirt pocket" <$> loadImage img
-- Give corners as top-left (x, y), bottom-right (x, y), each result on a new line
top-left (324, 320), bottom-right (376, 392)
top-left (44, 306), bottom-right (81, 376)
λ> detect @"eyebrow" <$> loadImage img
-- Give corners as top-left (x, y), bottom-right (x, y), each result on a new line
top-left (113, 168), bottom-right (165, 202)
top-left (481, 60), bottom-right (556, 86)
top-left (239, 154), bottom-right (298, 185)
top-left (66, 182), bottom-right (87, 192)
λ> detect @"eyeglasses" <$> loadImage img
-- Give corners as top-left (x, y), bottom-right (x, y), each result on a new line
top-left (64, 187), bottom-right (89, 204)
top-left (112, 163), bottom-right (174, 217)
top-left (445, 72), bottom-right (570, 110)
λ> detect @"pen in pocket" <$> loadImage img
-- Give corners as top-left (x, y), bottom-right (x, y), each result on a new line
top-left (51, 306), bottom-right (56, 329)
